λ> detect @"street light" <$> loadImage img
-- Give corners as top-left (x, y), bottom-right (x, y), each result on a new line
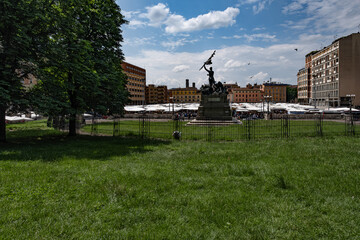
top-left (263, 95), bottom-right (272, 119)
top-left (169, 97), bottom-right (174, 117)
top-left (346, 94), bottom-right (356, 114)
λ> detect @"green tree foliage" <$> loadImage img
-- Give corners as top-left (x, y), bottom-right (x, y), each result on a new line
top-left (1, 0), bottom-right (128, 141)
top-left (286, 86), bottom-right (298, 103)
top-left (0, 0), bottom-right (49, 142)
top-left (31, 0), bottom-right (128, 136)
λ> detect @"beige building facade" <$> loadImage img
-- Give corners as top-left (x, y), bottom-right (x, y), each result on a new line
top-left (168, 79), bottom-right (201, 103)
top-left (297, 68), bottom-right (308, 104)
top-left (260, 82), bottom-right (287, 103)
top-left (145, 84), bottom-right (168, 104)
top-left (121, 61), bottom-right (146, 105)
top-left (306, 33), bottom-right (360, 107)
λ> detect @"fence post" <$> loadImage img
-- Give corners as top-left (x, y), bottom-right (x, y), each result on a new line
top-left (315, 114), bottom-right (323, 137)
top-left (139, 114), bottom-right (149, 139)
top-left (172, 116), bottom-right (181, 140)
top-left (245, 119), bottom-right (252, 140)
top-left (281, 115), bottom-right (290, 138)
top-left (345, 114), bottom-right (355, 136)
top-left (207, 125), bottom-right (213, 142)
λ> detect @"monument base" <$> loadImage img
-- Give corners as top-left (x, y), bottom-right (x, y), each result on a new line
top-left (196, 93), bottom-right (232, 121)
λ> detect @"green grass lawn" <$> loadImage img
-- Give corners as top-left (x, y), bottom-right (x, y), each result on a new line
top-left (1, 123), bottom-right (360, 239)
top-left (82, 118), bottom-right (352, 140)
top-left (6, 119), bottom-right (66, 140)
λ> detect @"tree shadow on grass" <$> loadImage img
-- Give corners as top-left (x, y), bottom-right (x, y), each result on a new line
top-left (0, 135), bottom-right (171, 162)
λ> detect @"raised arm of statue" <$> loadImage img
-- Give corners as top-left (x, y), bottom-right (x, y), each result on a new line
top-left (203, 64), bottom-right (209, 72)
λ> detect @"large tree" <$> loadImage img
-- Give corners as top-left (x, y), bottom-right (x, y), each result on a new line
top-left (0, 0), bottom-right (49, 142)
top-left (32, 0), bottom-right (128, 136)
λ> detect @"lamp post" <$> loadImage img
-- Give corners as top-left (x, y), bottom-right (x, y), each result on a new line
top-left (263, 95), bottom-right (272, 119)
top-left (169, 97), bottom-right (174, 118)
top-left (346, 94), bottom-right (356, 114)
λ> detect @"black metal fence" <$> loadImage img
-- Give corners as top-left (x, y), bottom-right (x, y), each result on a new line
top-left (85, 114), bottom-right (359, 141)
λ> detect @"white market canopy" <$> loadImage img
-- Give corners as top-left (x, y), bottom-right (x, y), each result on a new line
top-left (125, 103), bottom-right (357, 114)
top-left (6, 116), bottom-right (33, 122)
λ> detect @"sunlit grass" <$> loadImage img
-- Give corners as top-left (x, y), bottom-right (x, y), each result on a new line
top-left (1, 124), bottom-right (360, 239)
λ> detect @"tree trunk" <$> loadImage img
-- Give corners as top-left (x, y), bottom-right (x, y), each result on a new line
top-left (68, 113), bottom-right (77, 136)
top-left (68, 71), bottom-right (77, 137)
top-left (0, 105), bottom-right (6, 143)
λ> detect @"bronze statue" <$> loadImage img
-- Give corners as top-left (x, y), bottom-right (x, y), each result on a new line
top-left (199, 50), bottom-right (226, 95)
top-left (204, 65), bottom-right (215, 88)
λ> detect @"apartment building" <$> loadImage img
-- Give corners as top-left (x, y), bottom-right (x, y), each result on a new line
top-left (145, 84), bottom-right (168, 104)
top-left (260, 82), bottom-right (287, 103)
top-left (232, 83), bottom-right (263, 103)
top-left (121, 61), bottom-right (146, 105)
top-left (224, 83), bottom-right (240, 103)
top-left (302, 33), bottom-right (360, 107)
top-left (169, 79), bottom-right (201, 103)
top-left (297, 68), bottom-right (308, 104)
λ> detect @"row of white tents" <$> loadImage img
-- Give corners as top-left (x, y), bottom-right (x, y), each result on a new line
top-left (125, 103), bottom-right (359, 114)
top-left (6, 103), bottom-right (358, 123)
top-left (5, 112), bottom-right (40, 123)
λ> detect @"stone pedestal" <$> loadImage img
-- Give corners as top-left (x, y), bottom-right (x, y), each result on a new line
top-left (196, 93), bottom-right (232, 121)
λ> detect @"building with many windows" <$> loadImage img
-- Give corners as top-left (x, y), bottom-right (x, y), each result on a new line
top-left (297, 68), bottom-right (308, 104)
top-left (168, 79), bottom-right (201, 103)
top-left (145, 84), bottom-right (168, 104)
top-left (231, 83), bottom-right (264, 103)
top-left (121, 61), bottom-right (146, 105)
top-left (299, 33), bottom-right (360, 107)
top-left (260, 82), bottom-right (287, 103)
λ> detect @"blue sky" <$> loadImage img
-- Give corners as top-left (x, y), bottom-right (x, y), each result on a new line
top-left (116, 0), bottom-right (360, 88)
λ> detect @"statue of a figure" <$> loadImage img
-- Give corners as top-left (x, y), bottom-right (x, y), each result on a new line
top-left (199, 50), bottom-right (227, 95)
top-left (204, 65), bottom-right (215, 88)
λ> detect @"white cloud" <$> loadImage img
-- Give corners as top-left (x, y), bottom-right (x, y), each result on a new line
top-left (126, 5), bottom-right (240, 34)
top-left (243, 33), bottom-right (276, 42)
top-left (122, 10), bottom-right (140, 19)
top-left (251, 72), bottom-right (269, 81)
top-left (223, 33), bottom-right (276, 42)
top-left (253, 27), bottom-right (265, 31)
top-left (172, 65), bottom-right (190, 73)
top-left (141, 3), bottom-right (170, 27)
top-left (123, 37), bottom-right (155, 47)
top-left (238, 0), bottom-right (273, 14)
top-left (165, 7), bottom-right (240, 33)
top-left (253, 1), bottom-right (266, 14)
top-left (161, 38), bottom-right (199, 50)
top-left (128, 20), bottom-right (146, 28)
top-left (224, 60), bottom-right (248, 69)
top-left (282, 0), bottom-right (360, 35)
top-left (237, 0), bottom-right (261, 5)
top-left (282, 1), bottom-right (304, 15)
top-left (125, 36), bottom-right (321, 88)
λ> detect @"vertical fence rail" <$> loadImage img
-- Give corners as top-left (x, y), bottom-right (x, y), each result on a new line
top-left (245, 119), bottom-right (253, 140)
top-left (315, 114), bottom-right (323, 137)
top-left (172, 117), bottom-right (181, 140)
top-left (206, 125), bottom-right (213, 142)
top-left (79, 113), bottom-right (359, 141)
top-left (345, 114), bottom-right (355, 136)
top-left (281, 115), bottom-right (290, 138)
top-left (139, 115), bottom-right (150, 139)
